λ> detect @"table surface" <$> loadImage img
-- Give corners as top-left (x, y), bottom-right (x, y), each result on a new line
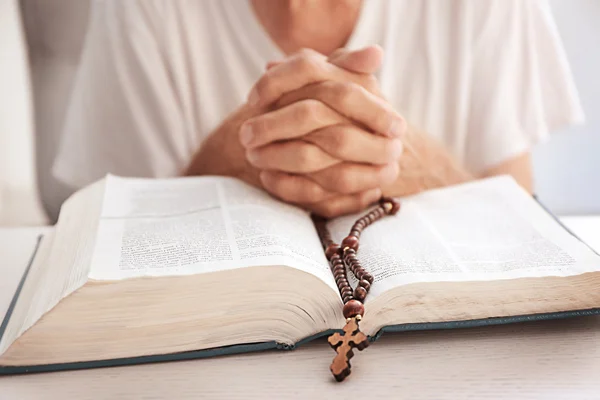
top-left (1, 217), bottom-right (600, 400)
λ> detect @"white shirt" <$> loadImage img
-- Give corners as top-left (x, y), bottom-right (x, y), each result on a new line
top-left (53, 0), bottom-right (583, 191)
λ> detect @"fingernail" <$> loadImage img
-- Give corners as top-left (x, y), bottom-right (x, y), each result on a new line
top-left (248, 87), bottom-right (260, 106)
top-left (390, 139), bottom-right (404, 160)
top-left (240, 124), bottom-right (254, 147)
top-left (388, 118), bottom-right (405, 138)
top-left (245, 150), bottom-right (258, 165)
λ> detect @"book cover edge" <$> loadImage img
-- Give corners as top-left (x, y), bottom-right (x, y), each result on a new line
top-left (0, 235), bottom-right (43, 349)
top-left (2, 307), bottom-right (599, 375)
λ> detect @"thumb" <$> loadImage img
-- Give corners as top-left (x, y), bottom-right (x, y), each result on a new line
top-left (327, 45), bottom-right (384, 74)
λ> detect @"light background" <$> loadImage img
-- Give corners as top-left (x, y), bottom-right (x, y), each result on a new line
top-left (533, 0), bottom-right (600, 214)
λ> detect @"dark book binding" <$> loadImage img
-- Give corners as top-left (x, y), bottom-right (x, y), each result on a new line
top-left (2, 201), bottom-right (599, 375)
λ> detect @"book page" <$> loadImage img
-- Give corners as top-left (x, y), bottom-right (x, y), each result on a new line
top-left (88, 176), bottom-right (334, 289)
top-left (328, 177), bottom-right (600, 298)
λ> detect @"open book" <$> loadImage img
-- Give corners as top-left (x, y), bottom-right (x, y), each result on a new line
top-left (1, 176), bottom-right (599, 374)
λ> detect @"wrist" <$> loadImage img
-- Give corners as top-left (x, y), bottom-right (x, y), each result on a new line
top-left (184, 106), bottom-right (263, 187)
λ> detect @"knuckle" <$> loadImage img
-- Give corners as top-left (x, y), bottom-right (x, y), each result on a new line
top-left (267, 173), bottom-right (284, 193)
top-left (294, 53), bottom-right (322, 76)
top-left (358, 191), bottom-right (377, 208)
top-left (362, 75), bottom-right (380, 94)
top-left (306, 183), bottom-right (325, 202)
top-left (333, 129), bottom-right (354, 157)
top-left (335, 169), bottom-right (357, 193)
top-left (331, 81), bottom-right (357, 108)
top-left (250, 117), bottom-right (271, 138)
top-left (297, 48), bottom-right (320, 58)
top-left (297, 99), bottom-right (324, 121)
top-left (295, 144), bottom-right (315, 169)
top-left (273, 177), bottom-right (295, 202)
top-left (254, 77), bottom-right (274, 101)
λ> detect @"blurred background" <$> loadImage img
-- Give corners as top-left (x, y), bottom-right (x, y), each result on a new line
top-left (0, 0), bottom-right (598, 226)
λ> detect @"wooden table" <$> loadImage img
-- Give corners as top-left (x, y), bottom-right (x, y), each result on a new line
top-left (1, 218), bottom-right (600, 400)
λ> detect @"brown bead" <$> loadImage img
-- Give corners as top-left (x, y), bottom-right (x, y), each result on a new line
top-left (341, 235), bottom-right (359, 251)
top-left (325, 244), bottom-right (340, 260)
top-left (391, 201), bottom-right (401, 215)
top-left (343, 300), bottom-right (365, 318)
top-left (379, 197), bottom-right (392, 205)
top-left (362, 273), bottom-right (374, 284)
top-left (358, 279), bottom-right (371, 291)
top-left (354, 286), bottom-right (367, 302)
top-left (336, 279), bottom-right (349, 288)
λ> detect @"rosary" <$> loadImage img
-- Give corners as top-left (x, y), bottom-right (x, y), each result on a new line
top-left (312, 197), bottom-right (400, 382)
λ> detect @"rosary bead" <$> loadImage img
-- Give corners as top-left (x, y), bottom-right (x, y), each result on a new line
top-left (358, 279), bottom-right (371, 291)
top-left (362, 273), bottom-right (374, 284)
top-left (336, 279), bottom-right (349, 288)
top-left (354, 286), bottom-right (367, 302)
top-left (343, 300), bottom-right (365, 318)
top-left (341, 235), bottom-right (359, 251)
top-left (325, 244), bottom-right (340, 260)
top-left (380, 198), bottom-right (400, 215)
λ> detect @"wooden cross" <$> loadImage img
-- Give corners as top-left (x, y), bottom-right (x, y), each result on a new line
top-left (327, 317), bottom-right (369, 382)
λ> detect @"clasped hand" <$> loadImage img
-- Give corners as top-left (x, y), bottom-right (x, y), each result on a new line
top-left (240, 47), bottom-right (406, 217)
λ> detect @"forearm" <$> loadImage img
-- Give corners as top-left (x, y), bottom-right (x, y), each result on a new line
top-left (183, 106), bottom-right (262, 187)
top-left (385, 126), bottom-right (534, 196)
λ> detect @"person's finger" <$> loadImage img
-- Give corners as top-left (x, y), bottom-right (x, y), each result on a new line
top-left (328, 48), bottom-right (347, 60)
top-left (259, 170), bottom-right (336, 204)
top-left (239, 99), bottom-right (347, 149)
top-left (265, 60), bottom-right (282, 70)
top-left (275, 80), bottom-right (405, 138)
top-left (248, 48), bottom-right (375, 107)
top-left (307, 188), bottom-right (382, 218)
top-left (327, 45), bottom-right (383, 75)
top-left (308, 161), bottom-right (400, 194)
top-left (304, 124), bottom-right (403, 165)
top-left (246, 141), bottom-right (340, 173)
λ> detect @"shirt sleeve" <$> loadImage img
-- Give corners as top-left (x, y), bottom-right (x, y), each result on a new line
top-left (465, 0), bottom-right (584, 174)
top-left (53, 0), bottom-right (190, 189)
